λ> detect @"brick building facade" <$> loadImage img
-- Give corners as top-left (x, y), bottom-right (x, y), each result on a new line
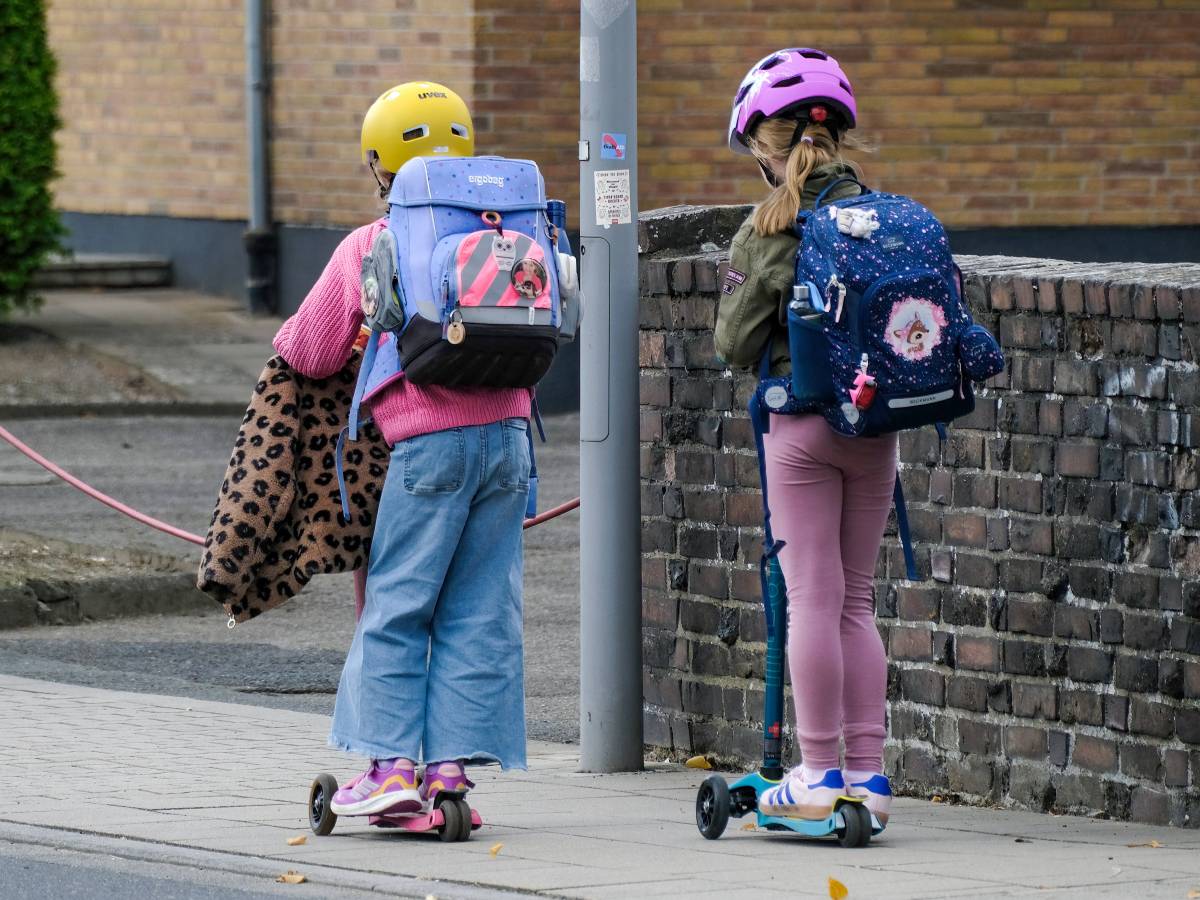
top-left (637, 205), bottom-right (1200, 827)
top-left (48, 1), bottom-right (1200, 311)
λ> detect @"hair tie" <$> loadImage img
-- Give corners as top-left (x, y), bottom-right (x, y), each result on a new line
top-left (799, 136), bottom-right (814, 145)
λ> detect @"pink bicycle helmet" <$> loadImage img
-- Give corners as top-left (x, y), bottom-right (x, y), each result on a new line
top-left (727, 48), bottom-right (857, 155)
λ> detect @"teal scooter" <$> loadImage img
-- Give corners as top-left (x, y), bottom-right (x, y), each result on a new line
top-left (693, 378), bottom-right (882, 847)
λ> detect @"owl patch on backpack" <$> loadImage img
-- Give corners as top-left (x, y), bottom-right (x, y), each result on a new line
top-left (886, 298), bottom-right (947, 362)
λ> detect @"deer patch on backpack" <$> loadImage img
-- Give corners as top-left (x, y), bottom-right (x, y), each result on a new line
top-left (885, 298), bottom-right (947, 362)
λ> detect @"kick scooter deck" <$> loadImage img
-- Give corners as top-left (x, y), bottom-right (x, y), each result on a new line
top-left (308, 773), bottom-right (481, 842)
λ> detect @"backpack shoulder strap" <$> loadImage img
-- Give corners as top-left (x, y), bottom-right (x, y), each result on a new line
top-left (893, 476), bottom-right (918, 581)
top-left (336, 328), bottom-right (383, 522)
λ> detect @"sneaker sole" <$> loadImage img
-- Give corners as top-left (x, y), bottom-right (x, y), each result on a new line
top-left (331, 788), bottom-right (423, 817)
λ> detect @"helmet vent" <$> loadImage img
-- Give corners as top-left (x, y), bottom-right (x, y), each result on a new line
top-left (450, 123), bottom-right (470, 138)
top-left (734, 83), bottom-right (752, 104)
top-left (402, 125), bottom-right (429, 142)
top-left (759, 54), bottom-right (784, 70)
top-left (773, 75), bottom-right (806, 88)
top-left (798, 49), bottom-right (828, 60)
top-left (839, 79), bottom-right (854, 95)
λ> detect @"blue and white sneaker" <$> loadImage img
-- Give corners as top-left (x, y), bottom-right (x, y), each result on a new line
top-left (846, 772), bottom-right (892, 826)
top-left (759, 766), bottom-right (844, 819)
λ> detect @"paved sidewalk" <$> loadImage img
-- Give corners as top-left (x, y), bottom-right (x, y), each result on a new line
top-left (2, 675), bottom-right (1198, 899)
top-left (2, 287), bottom-right (280, 417)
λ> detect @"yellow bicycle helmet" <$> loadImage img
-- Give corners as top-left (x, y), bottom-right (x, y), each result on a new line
top-left (360, 82), bottom-right (474, 174)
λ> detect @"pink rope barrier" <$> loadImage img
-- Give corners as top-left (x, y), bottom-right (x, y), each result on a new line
top-left (0, 425), bottom-right (579, 549)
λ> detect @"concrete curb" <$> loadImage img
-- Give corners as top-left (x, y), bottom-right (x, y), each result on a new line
top-left (0, 572), bottom-right (214, 630)
top-left (0, 821), bottom-right (544, 900)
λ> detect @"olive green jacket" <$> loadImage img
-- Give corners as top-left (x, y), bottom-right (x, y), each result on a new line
top-left (714, 163), bottom-right (863, 376)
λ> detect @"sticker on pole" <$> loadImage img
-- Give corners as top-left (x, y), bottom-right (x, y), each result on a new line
top-left (600, 132), bottom-right (626, 160)
top-left (594, 169), bottom-right (631, 226)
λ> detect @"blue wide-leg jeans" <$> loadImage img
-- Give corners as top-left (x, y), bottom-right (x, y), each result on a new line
top-left (329, 417), bottom-right (530, 769)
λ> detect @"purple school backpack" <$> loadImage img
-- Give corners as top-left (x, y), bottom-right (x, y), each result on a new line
top-left (354, 156), bottom-right (576, 409)
top-left (338, 155), bottom-right (579, 520)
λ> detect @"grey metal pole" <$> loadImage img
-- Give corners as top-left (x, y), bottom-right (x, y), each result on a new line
top-left (578, 0), bottom-right (642, 772)
top-left (244, 0), bottom-right (276, 313)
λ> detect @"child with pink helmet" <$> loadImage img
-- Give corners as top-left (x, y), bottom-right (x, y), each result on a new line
top-left (716, 47), bottom-right (895, 827)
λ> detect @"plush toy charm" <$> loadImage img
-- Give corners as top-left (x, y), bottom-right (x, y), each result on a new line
top-left (831, 206), bottom-right (880, 239)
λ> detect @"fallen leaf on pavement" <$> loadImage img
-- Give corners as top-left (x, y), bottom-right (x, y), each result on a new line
top-left (741, 822), bottom-right (756, 831)
top-left (276, 871), bottom-right (306, 884)
top-left (1127, 840), bottom-right (1164, 848)
top-left (1185, 889), bottom-right (1199, 899)
top-left (489, 843), bottom-right (504, 857)
top-left (828, 876), bottom-right (849, 899)
top-left (931, 795), bottom-right (944, 803)
top-left (286, 836), bottom-right (307, 846)
top-left (685, 755), bottom-right (712, 770)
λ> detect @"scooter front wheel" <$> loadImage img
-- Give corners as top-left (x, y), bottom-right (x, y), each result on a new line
top-left (309, 774), bottom-right (339, 836)
top-left (696, 775), bottom-right (731, 840)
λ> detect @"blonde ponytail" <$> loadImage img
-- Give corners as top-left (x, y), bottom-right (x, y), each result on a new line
top-left (749, 119), bottom-right (841, 237)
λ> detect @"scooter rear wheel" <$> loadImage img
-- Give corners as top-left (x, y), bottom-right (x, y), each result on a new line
top-left (851, 802), bottom-right (873, 847)
top-left (309, 774), bottom-right (339, 836)
top-left (836, 801), bottom-right (871, 848)
top-left (439, 797), bottom-right (464, 842)
top-left (696, 775), bottom-right (731, 840)
top-left (453, 799), bottom-right (473, 841)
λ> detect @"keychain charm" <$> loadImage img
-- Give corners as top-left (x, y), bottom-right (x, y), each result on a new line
top-left (849, 353), bottom-right (876, 410)
top-left (447, 310), bottom-right (466, 345)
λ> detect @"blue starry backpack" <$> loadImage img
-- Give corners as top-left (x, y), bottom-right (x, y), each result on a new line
top-left (786, 175), bottom-right (1004, 437)
top-left (757, 175), bottom-right (1005, 580)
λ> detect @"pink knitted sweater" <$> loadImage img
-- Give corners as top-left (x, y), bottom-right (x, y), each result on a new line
top-left (273, 219), bottom-right (532, 445)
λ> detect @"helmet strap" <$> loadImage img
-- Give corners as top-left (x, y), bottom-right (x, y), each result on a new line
top-left (791, 119), bottom-right (807, 147)
top-left (757, 158), bottom-right (780, 188)
top-left (368, 154), bottom-right (393, 199)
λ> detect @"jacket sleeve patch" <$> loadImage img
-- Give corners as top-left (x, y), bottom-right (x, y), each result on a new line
top-left (722, 267), bottom-right (747, 295)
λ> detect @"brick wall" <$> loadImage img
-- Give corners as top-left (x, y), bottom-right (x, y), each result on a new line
top-left (48, 0), bottom-right (474, 229)
top-left (638, 205), bottom-right (1200, 827)
top-left (48, 1), bottom-right (1199, 230)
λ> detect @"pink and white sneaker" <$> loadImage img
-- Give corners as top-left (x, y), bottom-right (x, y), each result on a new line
top-left (845, 772), bottom-right (892, 826)
top-left (420, 760), bottom-right (475, 804)
top-left (759, 766), bottom-right (845, 819)
top-left (330, 758), bottom-right (421, 816)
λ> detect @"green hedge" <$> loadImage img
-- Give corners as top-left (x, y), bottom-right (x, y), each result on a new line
top-left (0, 0), bottom-right (65, 318)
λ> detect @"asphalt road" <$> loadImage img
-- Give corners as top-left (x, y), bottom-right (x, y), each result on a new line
top-left (0, 412), bottom-right (582, 743)
top-left (0, 839), bottom-right (382, 900)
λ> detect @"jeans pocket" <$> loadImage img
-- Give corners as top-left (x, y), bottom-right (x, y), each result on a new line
top-left (499, 418), bottom-right (531, 491)
top-left (402, 428), bottom-right (466, 494)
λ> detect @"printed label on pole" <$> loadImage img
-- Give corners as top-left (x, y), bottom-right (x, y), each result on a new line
top-left (600, 132), bottom-right (626, 160)
top-left (594, 169), bottom-right (631, 226)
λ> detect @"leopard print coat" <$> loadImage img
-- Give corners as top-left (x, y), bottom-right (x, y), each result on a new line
top-left (197, 353), bottom-right (390, 623)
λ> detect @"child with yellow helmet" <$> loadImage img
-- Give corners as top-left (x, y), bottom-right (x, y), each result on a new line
top-left (274, 82), bottom-right (532, 820)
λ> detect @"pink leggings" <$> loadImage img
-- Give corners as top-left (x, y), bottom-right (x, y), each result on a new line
top-left (763, 414), bottom-right (898, 773)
